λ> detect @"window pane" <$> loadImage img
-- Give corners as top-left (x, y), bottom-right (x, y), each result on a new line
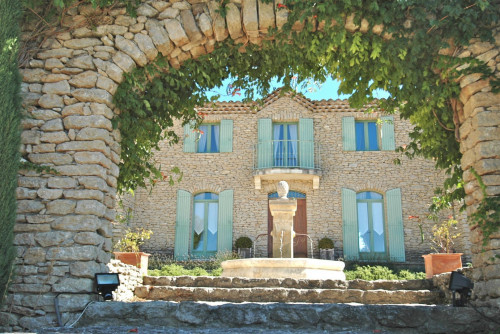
top-left (372, 202), bottom-right (385, 252)
top-left (211, 125), bottom-right (220, 152)
top-left (357, 202), bottom-right (370, 252)
top-left (193, 203), bottom-right (205, 251)
top-left (197, 125), bottom-right (208, 153)
top-left (356, 192), bottom-right (383, 200)
top-left (273, 124), bottom-right (284, 166)
top-left (207, 203), bottom-right (218, 251)
top-left (287, 124), bottom-right (298, 166)
top-left (355, 122), bottom-right (365, 151)
top-left (368, 122), bottom-right (378, 150)
top-left (194, 193), bottom-right (219, 200)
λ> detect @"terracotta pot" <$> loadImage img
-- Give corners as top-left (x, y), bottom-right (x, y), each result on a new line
top-left (113, 252), bottom-right (150, 276)
top-left (422, 253), bottom-right (463, 279)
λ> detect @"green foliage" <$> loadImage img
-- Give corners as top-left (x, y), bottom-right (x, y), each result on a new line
top-left (0, 0), bottom-right (22, 306)
top-left (430, 218), bottom-right (461, 253)
top-left (234, 236), bottom-right (253, 249)
top-left (318, 237), bottom-right (334, 249)
top-left (344, 265), bottom-right (426, 281)
top-left (148, 251), bottom-right (238, 276)
top-left (114, 228), bottom-right (152, 252)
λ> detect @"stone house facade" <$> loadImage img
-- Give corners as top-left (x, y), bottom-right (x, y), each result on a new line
top-left (124, 91), bottom-right (472, 264)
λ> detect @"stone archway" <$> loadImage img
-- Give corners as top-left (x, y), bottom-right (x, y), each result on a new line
top-left (7, 0), bottom-right (500, 329)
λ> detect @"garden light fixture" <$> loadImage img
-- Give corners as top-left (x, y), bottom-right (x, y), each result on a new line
top-left (95, 273), bottom-right (120, 301)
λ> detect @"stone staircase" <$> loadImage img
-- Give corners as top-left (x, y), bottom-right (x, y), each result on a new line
top-left (135, 276), bottom-right (444, 305)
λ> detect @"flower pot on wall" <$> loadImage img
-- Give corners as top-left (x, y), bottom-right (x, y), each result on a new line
top-left (320, 249), bottom-right (335, 260)
top-left (422, 253), bottom-right (463, 279)
top-left (113, 252), bottom-right (151, 276)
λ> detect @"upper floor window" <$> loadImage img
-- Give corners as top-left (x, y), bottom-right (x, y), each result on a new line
top-left (197, 124), bottom-right (220, 153)
top-left (183, 120), bottom-right (233, 153)
top-left (342, 116), bottom-right (395, 152)
top-left (273, 123), bottom-right (298, 167)
top-left (355, 121), bottom-right (379, 151)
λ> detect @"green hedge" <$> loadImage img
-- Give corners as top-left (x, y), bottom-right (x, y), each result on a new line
top-left (0, 0), bottom-right (22, 306)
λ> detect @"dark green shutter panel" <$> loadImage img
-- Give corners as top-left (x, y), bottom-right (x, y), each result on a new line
top-left (220, 119), bottom-right (233, 153)
top-left (342, 117), bottom-right (356, 151)
top-left (258, 119), bottom-right (272, 168)
top-left (386, 188), bottom-right (405, 262)
top-left (183, 122), bottom-right (196, 153)
top-left (174, 190), bottom-right (192, 260)
top-left (299, 118), bottom-right (314, 168)
top-left (342, 188), bottom-right (359, 260)
top-left (217, 189), bottom-right (233, 253)
top-left (381, 116), bottom-right (395, 151)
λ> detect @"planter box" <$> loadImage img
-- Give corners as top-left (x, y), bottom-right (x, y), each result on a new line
top-left (422, 253), bottom-right (463, 279)
top-left (320, 249), bottom-right (334, 260)
top-left (113, 252), bottom-right (150, 276)
top-left (238, 248), bottom-right (252, 259)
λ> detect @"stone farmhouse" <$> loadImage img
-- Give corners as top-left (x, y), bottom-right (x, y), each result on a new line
top-left (125, 90), bottom-right (471, 264)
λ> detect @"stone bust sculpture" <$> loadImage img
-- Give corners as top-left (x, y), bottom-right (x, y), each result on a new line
top-left (277, 181), bottom-right (289, 199)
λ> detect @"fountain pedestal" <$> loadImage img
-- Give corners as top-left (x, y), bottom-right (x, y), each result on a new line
top-left (269, 198), bottom-right (297, 258)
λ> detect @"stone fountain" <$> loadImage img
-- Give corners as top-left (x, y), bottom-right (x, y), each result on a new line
top-left (221, 181), bottom-right (346, 280)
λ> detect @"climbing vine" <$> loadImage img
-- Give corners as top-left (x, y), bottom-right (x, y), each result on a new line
top-left (18, 1), bottom-right (500, 244)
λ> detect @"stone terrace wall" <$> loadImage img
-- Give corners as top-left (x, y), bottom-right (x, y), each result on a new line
top-left (107, 259), bottom-right (143, 301)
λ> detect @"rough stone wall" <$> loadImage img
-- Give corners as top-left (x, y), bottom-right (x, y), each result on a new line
top-left (457, 27), bottom-right (500, 308)
top-left (126, 95), bottom-right (470, 263)
top-left (107, 259), bottom-right (143, 301)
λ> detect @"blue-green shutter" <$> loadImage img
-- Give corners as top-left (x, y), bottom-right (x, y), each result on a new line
top-left (183, 122), bottom-right (196, 153)
top-left (220, 119), bottom-right (233, 153)
top-left (299, 118), bottom-right (314, 168)
top-left (386, 188), bottom-right (405, 262)
top-left (342, 188), bottom-right (359, 260)
top-left (174, 190), bottom-right (192, 260)
top-left (381, 116), bottom-right (395, 151)
top-left (217, 189), bottom-right (233, 253)
top-left (258, 119), bottom-right (272, 168)
top-left (342, 117), bottom-right (356, 151)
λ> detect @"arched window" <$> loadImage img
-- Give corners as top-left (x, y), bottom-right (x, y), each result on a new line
top-left (356, 191), bottom-right (386, 257)
top-left (268, 191), bottom-right (306, 199)
top-left (192, 192), bottom-right (219, 256)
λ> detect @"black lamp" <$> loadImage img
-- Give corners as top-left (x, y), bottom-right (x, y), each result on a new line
top-left (449, 271), bottom-right (474, 307)
top-left (95, 273), bottom-right (120, 301)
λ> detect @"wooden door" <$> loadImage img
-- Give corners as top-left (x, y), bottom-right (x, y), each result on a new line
top-left (268, 198), bottom-right (307, 258)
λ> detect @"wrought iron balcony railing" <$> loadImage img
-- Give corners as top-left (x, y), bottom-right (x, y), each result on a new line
top-left (253, 140), bottom-right (321, 170)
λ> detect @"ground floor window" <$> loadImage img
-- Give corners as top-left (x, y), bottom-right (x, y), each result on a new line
top-left (193, 193), bottom-right (218, 256)
top-left (342, 188), bottom-right (405, 262)
top-left (174, 189), bottom-right (234, 260)
top-left (357, 192), bottom-right (386, 259)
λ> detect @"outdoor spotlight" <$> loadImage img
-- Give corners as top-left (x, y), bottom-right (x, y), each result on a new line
top-left (95, 273), bottom-right (120, 301)
top-left (449, 271), bottom-right (474, 307)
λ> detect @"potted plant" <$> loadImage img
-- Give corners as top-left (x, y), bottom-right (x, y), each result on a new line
top-left (113, 228), bottom-right (153, 276)
top-left (319, 237), bottom-right (335, 260)
top-left (421, 217), bottom-right (463, 279)
top-left (235, 236), bottom-right (253, 259)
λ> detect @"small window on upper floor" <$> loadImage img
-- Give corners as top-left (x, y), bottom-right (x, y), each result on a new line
top-left (197, 124), bottom-right (220, 153)
top-left (342, 116), bottom-right (395, 152)
top-left (183, 119), bottom-right (233, 153)
top-left (355, 121), bottom-right (379, 151)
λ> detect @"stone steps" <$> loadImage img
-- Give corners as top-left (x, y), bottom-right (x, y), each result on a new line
top-left (135, 276), bottom-right (444, 305)
top-left (68, 301), bottom-right (500, 334)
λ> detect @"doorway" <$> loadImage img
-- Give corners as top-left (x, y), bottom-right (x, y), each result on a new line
top-left (267, 191), bottom-right (307, 258)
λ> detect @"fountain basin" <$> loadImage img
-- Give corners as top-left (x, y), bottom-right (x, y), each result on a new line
top-left (221, 258), bottom-right (346, 280)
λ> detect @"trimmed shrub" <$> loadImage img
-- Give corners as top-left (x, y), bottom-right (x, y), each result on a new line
top-left (344, 265), bottom-right (426, 280)
top-left (0, 0), bottom-right (22, 307)
top-left (235, 236), bottom-right (253, 249)
top-left (318, 237), bottom-right (334, 249)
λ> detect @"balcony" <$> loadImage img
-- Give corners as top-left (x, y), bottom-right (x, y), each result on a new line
top-left (253, 140), bottom-right (322, 190)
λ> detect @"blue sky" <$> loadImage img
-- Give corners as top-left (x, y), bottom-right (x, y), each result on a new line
top-left (206, 76), bottom-right (390, 102)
